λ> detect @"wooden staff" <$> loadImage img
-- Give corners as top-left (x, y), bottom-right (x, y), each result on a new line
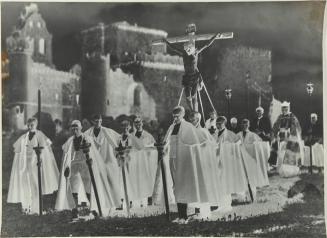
top-left (154, 130), bottom-right (170, 221)
top-left (115, 142), bottom-right (132, 217)
top-left (34, 89), bottom-right (43, 215)
top-left (81, 139), bottom-right (103, 217)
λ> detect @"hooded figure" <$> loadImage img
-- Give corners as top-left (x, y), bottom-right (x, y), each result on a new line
top-left (7, 117), bottom-right (59, 214)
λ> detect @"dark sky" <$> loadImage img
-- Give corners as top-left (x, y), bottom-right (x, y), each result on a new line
top-left (2, 1), bottom-right (324, 75)
top-left (2, 1), bottom-right (325, 124)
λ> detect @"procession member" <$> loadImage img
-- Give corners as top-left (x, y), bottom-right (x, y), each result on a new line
top-left (84, 114), bottom-right (122, 205)
top-left (230, 117), bottom-right (240, 134)
top-left (250, 107), bottom-right (272, 141)
top-left (133, 116), bottom-right (158, 206)
top-left (52, 119), bottom-right (70, 169)
top-left (215, 116), bottom-right (248, 207)
top-left (55, 120), bottom-right (120, 218)
top-left (165, 106), bottom-right (222, 223)
top-left (205, 110), bottom-right (218, 135)
top-left (188, 111), bottom-right (223, 219)
top-left (163, 32), bottom-right (219, 112)
top-left (270, 101), bottom-right (304, 177)
top-left (7, 117), bottom-right (59, 214)
top-left (116, 119), bottom-right (150, 209)
top-left (236, 119), bottom-right (270, 201)
top-left (303, 113), bottom-right (324, 170)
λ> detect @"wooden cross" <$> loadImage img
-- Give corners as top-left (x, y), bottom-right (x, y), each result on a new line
top-left (152, 23), bottom-right (233, 45)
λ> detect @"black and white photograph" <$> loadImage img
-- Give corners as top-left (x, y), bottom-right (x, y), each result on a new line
top-left (1, 1), bottom-right (326, 237)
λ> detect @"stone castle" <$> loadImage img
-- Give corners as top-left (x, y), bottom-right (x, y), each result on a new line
top-left (3, 3), bottom-right (272, 133)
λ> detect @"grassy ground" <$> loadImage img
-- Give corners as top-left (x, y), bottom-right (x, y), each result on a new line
top-left (1, 135), bottom-right (325, 237)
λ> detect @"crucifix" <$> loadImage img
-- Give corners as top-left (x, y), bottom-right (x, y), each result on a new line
top-left (153, 23), bottom-right (234, 112)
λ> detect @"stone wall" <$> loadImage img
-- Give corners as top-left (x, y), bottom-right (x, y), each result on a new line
top-left (5, 51), bottom-right (79, 130)
top-left (202, 46), bottom-right (272, 121)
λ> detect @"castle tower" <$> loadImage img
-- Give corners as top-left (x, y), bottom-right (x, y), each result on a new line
top-left (4, 4), bottom-right (80, 133)
top-left (81, 53), bottom-right (110, 118)
top-left (13, 4), bottom-right (54, 67)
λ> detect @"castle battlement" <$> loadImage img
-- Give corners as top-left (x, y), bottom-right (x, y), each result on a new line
top-left (111, 21), bottom-right (168, 37)
top-left (31, 62), bottom-right (79, 80)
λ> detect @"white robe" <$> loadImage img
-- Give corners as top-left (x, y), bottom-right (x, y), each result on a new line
top-left (55, 135), bottom-right (120, 216)
top-left (116, 133), bottom-right (153, 203)
top-left (84, 126), bottom-right (122, 203)
top-left (236, 131), bottom-right (270, 188)
top-left (167, 120), bottom-right (223, 204)
top-left (133, 130), bottom-right (158, 197)
top-left (216, 129), bottom-right (249, 195)
top-left (7, 130), bottom-right (59, 214)
top-left (303, 143), bottom-right (324, 167)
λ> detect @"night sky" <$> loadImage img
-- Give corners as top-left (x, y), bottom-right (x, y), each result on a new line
top-left (1, 1), bottom-right (325, 122)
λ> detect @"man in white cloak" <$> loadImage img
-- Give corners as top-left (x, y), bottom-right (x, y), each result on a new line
top-left (165, 106), bottom-right (223, 223)
top-left (188, 111), bottom-right (223, 219)
top-left (7, 117), bottom-right (59, 214)
top-left (116, 119), bottom-right (151, 209)
top-left (236, 119), bottom-right (270, 202)
top-left (133, 116), bottom-right (158, 206)
top-left (84, 114), bottom-right (122, 207)
top-left (303, 113), bottom-right (324, 171)
top-left (55, 120), bottom-right (120, 219)
top-left (214, 116), bottom-right (248, 209)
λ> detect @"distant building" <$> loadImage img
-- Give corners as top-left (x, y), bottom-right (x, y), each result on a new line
top-left (80, 21), bottom-right (185, 122)
top-left (4, 4), bottom-right (80, 132)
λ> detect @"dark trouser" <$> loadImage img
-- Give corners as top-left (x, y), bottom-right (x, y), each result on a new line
top-left (268, 141), bottom-right (278, 166)
top-left (177, 203), bottom-right (188, 219)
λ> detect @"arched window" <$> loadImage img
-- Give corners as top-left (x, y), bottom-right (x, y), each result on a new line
top-left (39, 38), bottom-right (45, 54)
top-left (133, 86), bottom-right (142, 107)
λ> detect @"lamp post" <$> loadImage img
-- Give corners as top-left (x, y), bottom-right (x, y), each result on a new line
top-left (245, 71), bottom-right (250, 118)
top-left (306, 82), bottom-right (314, 174)
top-left (225, 88), bottom-right (232, 127)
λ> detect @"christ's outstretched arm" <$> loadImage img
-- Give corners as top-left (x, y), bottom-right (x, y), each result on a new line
top-left (198, 33), bottom-right (219, 54)
top-left (163, 38), bottom-right (184, 56)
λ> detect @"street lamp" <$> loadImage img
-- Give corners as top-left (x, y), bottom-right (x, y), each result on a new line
top-left (306, 82), bottom-right (314, 174)
top-left (225, 87), bottom-right (232, 127)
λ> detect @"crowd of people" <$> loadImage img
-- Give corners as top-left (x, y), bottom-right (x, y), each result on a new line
top-left (6, 101), bottom-right (324, 224)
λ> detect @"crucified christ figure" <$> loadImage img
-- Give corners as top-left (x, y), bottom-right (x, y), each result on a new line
top-left (163, 32), bottom-right (218, 112)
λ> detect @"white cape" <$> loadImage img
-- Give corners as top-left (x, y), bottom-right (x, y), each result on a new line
top-left (55, 135), bottom-right (121, 216)
top-left (7, 130), bottom-right (59, 213)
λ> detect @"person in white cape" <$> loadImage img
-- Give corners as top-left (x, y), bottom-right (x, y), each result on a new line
top-left (116, 119), bottom-right (150, 209)
top-left (214, 116), bottom-right (247, 210)
top-left (84, 114), bottom-right (122, 207)
top-left (236, 119), bottom-right (270, 202)
top-left (188, 111), bottom-right (224, 220)
top-left (55, 120), bottom-right (120, 219)
top-left (165, 106), bottom-right (222, 223)
top-left (303, 113), bottom-right (324, 171)
top-left (7, 117), bottom-right (59, 214)
top-left (133, 116), bottom-right (158, 206)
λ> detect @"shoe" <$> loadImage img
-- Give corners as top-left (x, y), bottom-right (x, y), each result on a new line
top-left (72, 208), bottom-right (78, 219)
